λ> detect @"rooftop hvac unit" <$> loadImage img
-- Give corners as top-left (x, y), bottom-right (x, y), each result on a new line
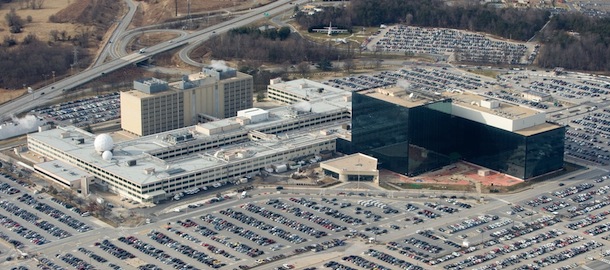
top-left (143, 168), bottom-right (155, 175)
top-left (126, 160), bottom-right (137, 167)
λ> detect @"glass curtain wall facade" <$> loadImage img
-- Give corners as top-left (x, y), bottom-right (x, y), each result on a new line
top-left (350, 92), bottom-right (565, 179)
top-left (351, 92), bottom-right (410, 174)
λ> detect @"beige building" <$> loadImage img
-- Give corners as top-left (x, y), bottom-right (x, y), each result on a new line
top-left (321, 153), bottom-right (379, 184)
top-left (121, 67), bottom-right (253, 136)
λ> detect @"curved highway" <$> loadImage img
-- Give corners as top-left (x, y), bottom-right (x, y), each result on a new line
top-left (92, 0), bottom-right (139, 67)
top-left (0, 0), bottom-right (305, 119)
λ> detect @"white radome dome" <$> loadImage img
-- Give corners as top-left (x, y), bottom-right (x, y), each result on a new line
top-left (102, 151), bottom-right (113, 161)
top-left (94, 134), bottom-right (114, 153)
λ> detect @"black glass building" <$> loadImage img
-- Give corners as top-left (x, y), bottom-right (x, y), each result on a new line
top-left (347, 91), bottom-right (565, 180)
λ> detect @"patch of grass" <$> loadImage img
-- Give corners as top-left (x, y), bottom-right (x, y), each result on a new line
top-left (467, 69), bottom-right (500, 78)
top-left (378, 181), bottom-right (399, 190)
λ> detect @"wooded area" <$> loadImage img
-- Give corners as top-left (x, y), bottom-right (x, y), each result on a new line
top-left (203, 28), bottom-right (350, 65)
top-left (0, 36), bottom-right (88, 88)
top-left (537, 14), bottom-right (610, 71)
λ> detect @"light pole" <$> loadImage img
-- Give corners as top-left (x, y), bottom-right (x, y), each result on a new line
top-left (27, 86), bottom-right (33, 101)
top-left (356, 163), bottom-right (362, 190)
top-left (52, 71), bottom-right (55, 83)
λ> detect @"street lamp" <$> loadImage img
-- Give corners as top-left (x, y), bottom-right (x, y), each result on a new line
top-left (355, 163), bottom-right (362, 190)
top-left (27, 86), bottom-right (33, 101)
top-left (52, 71), bottom-right (55, 83)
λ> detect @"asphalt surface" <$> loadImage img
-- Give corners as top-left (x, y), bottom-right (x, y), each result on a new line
top-left (1, 165), bottom-right (610, 270)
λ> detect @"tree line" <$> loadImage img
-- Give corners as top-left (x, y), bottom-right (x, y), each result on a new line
top-left (202, 28), bottom-right (349, 65)
top-left (295, 0), bottom-right (549, 41)
top-left (537, 13), bottom-right (610, 71)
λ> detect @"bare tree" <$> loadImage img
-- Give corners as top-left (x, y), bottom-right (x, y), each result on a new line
top-left (296, 62), bottom-right (310, 77)
top-left (343, 58), bottom-right (356, 74)
top-left (34, 0), bottom-right (44, 9)
top-left (49, 30), bottom-right (59, 41)
top-left (5, 8), bottom-right (24, 34)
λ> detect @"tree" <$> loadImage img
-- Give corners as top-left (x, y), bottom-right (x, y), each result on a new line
top-left (49, 30), bottom-right (59, 41)
top-left (22, 33), bottom-right (37, 44)
top-left (316, 59), bottom-right (333, 71)
top-left (5, 8), bottom-right (24, 34)
top-left (278, 26), bottom-right (291, 40)
top-left (2, 35), bottom-right (17, 47)
top-left (342, 58), bottom-right (356, 74)
top-left (296, 62), bottom-right (310, 77)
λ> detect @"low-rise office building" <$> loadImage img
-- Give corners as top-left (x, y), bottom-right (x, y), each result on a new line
top-left (321, 153), bottom-right (379, 184)
top-left (267, 78), bottom-right (348, 105)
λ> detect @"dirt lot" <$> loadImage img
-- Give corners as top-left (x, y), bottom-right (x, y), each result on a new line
top-left (133, 0), bottom-right (269, 27)
top-left (0, 88), bottom-right (26, 104)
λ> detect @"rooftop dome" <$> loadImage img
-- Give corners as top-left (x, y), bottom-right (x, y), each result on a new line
top-left (94, 134), bottom-right (114, 153)
top-left (102, 150), bottom-right (113, 161)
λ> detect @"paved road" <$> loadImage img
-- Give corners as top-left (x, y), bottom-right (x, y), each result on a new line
top-left (0, 0), bottom-right (304, 120)
top-left (92, 0), bottom-right (139, 67)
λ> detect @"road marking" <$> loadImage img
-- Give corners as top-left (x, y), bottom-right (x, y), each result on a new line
top-left (599, 257), bottom-right (610, 265)
top-left (492, 197), bottom-right (511, 204)
top-left (582, 265), bottom-right (594, 270)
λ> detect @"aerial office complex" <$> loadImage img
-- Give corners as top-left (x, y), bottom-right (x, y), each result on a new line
top-left (120, 66), bottom-right (253, 136)
top-left (346, 87), bottom-right (565, 179)
top-left (27, 75), bottom-right (565, 202)
top-left (28, 95), bottom-right (350, 203)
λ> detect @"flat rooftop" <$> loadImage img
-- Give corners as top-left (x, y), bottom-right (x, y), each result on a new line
top-left (322, 153), bottom-right (378, 172)
top-left (445, 91), bottom-right (542, 120)
top-left (29, 98), bottom-right (351, 187)
top-left (362, 86), bottom-right (544, 120)
top-left (514, 122), bottom-right (563, 136)
top-left (30, 125), bottom-right (338, 186)
top-left (269, 78), bottom-right (350, 99)
top-left (35, 160), bottom-right (91, 182)
top-left (361, 87), bottom-right (441, 108)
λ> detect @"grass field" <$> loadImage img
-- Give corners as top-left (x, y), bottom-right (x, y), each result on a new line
top-left (0, 0), bottom-right (79, 43)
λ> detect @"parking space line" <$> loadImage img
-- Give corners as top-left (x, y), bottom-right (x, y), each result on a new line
top-left (599, 257), bottom-right (610, 265)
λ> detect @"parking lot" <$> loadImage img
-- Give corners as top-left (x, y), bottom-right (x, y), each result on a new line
top-left (33, 92), bottom-right (120, 128)
top-left (363, 25), bottom-right (537, 65)
top-left (0, 173), bottom-right (98, 269)
top-left (3, 168), bottom-right (610, 270)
